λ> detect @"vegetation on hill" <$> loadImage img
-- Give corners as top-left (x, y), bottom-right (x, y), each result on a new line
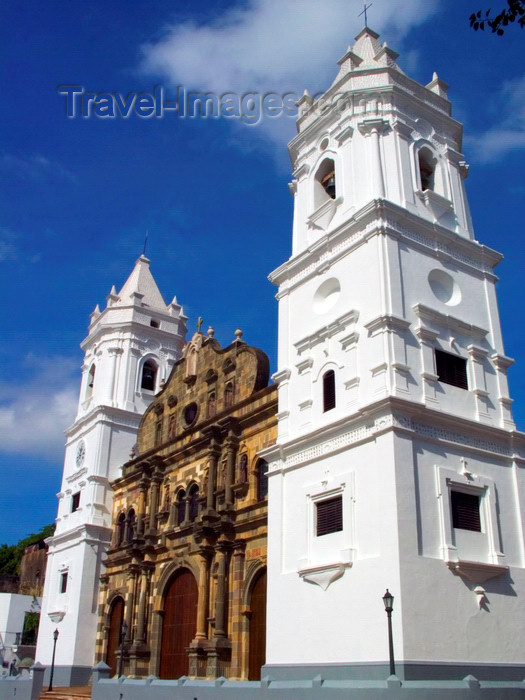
top-left (0, 525), bottom-right (54, 575)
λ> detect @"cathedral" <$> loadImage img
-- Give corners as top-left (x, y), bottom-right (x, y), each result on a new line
top-left (35, 26), bottom-right (525, 696)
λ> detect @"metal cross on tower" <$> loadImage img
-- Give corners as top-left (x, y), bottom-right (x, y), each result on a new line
top-left (359, 2), bottom-right (373, 27)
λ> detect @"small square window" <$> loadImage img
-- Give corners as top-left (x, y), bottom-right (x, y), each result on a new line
top-left (435, 349), bottom-right (468, 389)
top-left (150, 319), bottom-right (160, 328)
top-left (71, 492), bottom-right (80, 513)
top-left (451, 490), bottom-right (481, 532)
top-left (316, 496), bottom-right (343, 536)
top-left (60, 572), bottom-right (68, 594)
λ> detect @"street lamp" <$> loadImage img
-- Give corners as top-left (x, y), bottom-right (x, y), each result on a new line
top-left (48, 628), bottom-right (59, 691)
top-left (382, 589), bottom-right (395, 676)
top-left (117, 619), bottom-right (128, 678)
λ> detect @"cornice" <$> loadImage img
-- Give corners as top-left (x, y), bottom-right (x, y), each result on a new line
top-left (294, 310), bottom-right (359, 354)
top-left (413, 303), bottom-right (488, 340)
top-left (261, 397), bottom-right (525, 474)
top-left (269, 199), bottom-right (502, 292)
top-left (47, 522), bottom-right (112, 550)
top-left (65, 404), bottom-right (143, 439)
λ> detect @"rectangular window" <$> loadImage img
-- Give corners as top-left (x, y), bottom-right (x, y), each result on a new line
top-left (60, 572), bottom-right (68, 594)
top-left (435, 349), bottom-right (468, 389)
top-left (451, 490), bottom-right (481, 532)
top-left (71, 492), bottom-right (80, 512)
top-left (316, 496), bottom-right (343, 536)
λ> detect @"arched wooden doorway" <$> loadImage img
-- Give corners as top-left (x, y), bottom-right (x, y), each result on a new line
top-left (159, 568), bottom-right (198, 679)
top-left (248, 570), bottom-right (267, 680)
top-left (106, 597), bottom-right (124, 677)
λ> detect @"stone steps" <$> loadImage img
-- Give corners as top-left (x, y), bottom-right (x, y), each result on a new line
top-left (39, 687), bottom-right (91, 700)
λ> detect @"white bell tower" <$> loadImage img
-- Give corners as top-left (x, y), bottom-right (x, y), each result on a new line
top-left (36, 255), bottom-right (187, 685)
top-left (263, 28), bottom-right (525, 685)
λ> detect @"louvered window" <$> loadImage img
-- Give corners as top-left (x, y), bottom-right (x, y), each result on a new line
top-left (323, 370), bottom-right (336, 412)
top-left (435, 350), bottom-right (468, 390)
top-left (316, 496), bottom-right (343, 536)
top-left (451, 490), bottom-right (481, 532)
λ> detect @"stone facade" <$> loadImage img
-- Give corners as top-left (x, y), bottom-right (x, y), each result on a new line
top-left (19, 541), bottom-right (48, 597)
top-left (96, 329), bottom-right (277, 681)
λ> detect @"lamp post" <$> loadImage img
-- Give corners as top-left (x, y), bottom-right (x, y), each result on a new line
top-left (48, 628), bottom-right (59, 691)
top-left (117, 619), bottom-right (128, 678)
top-left (382, 589), bottom-right (395, 676)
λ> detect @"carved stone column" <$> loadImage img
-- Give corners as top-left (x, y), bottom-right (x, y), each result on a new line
top-left (147, 473), bottom-right (162, 534)
top-left (206, 542), bottom-right (233, 677)
top-left (124, 567), bottom-right (138, 642)
top-left (136, 477), bottom-right (149, 537)
top-left (214, 546), bottom-right (228, 638)
top-left (129, 566), bottom-right (152, 677)
top-left (229, 541), bottom-right (246, 680)
top-left (202, 426), bottom-right (222, 512)
top-left (135, 569), bottom-right (149, 644)
top-left (188, 547), bottom-right (213, 678)
top-left (223, 436), bottom-right (238, 508)
top-left (218, 417), bottom-right (240, 508)
top-left (195, 550), bottom-right (212, 640)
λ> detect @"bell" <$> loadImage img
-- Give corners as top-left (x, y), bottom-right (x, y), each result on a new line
top-left (324, 175), bottom-right (336, 199)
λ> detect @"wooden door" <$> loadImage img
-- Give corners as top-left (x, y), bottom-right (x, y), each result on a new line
top-left (106, 597), bottom-right (124, 677)
top-left (159, 569), bottom-right (198, 679)
top-left (248, 570), bottom-right (266, 680)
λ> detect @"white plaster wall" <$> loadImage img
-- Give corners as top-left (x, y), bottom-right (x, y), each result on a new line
top-left (267, 420), bottom-right (525, 667)
top-left (267, 432), bottom-right (404, 664)
top-left (0, 594), bottom-right (39, 648)
top-left (36, 531), bottom-right (106, 669)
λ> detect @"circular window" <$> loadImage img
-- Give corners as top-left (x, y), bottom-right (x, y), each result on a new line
top-left (428, 269), bottom-right (461, 306)
top-left (313, 277), bottom-right (341, 314)
top-left (320, 137), bottom-right (329, 151)
top-left (184, 402), bottom-right (199, 426)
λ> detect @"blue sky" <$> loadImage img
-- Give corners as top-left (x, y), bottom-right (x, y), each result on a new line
top-left (1, 0), bottom-right (524, 545)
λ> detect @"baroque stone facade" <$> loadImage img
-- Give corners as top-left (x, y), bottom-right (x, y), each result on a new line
top-left (96, 328), bottom-right (277, 680)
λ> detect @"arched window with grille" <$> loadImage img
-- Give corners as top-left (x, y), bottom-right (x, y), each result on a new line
top-left (188, 484), bottom-right (199, 521)
top-left (126, 509), bottom-right (136, 543)
top-left (323, 370), bottom-right (336, 412)
top-left (256, 459), bottom-right (268, 501)
top-left (176, 490), bottom-right (186, 525)
top-left (116, 512), bottom-right (126, 546)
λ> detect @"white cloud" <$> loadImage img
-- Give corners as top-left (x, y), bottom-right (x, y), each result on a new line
top-left (0, 153), bottom-right (77, 182)
top-left (140, 0), bottom-right (439, 143)
top-left (0, 354), bottom-right (78, 459)
top-left (468, 75), bottom-right (525, 162)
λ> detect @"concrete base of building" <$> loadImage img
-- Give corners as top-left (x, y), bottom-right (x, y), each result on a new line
top-left (42, 664), bottom-right (92, 687)
top-left (263, 661), bottom-right (525, 683)
top-left (90, 662), bottom-right (525, 700)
